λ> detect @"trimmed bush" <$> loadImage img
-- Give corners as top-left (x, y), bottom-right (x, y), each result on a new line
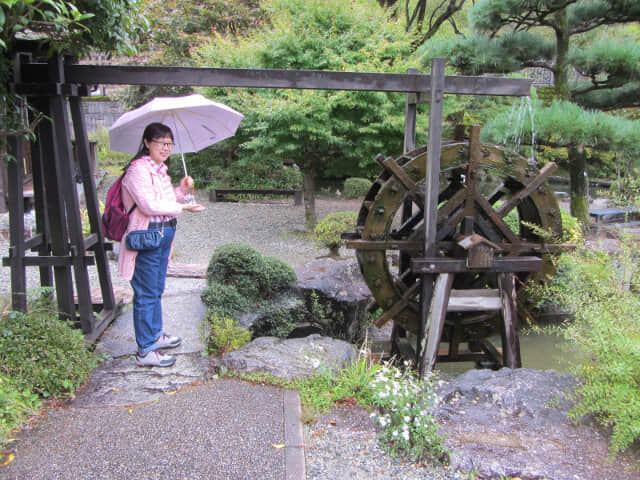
top-left (343, 177), bottom-right (372, 198)
top-left (200, 282), bottom-right (249, 318)
top-left (0, 307), bottom-right (98, 398)
top-left (314, 211), bottom-right (358, 256)
top-left (206, 243), bottom-right (297, 300)
top-left (261, 255), bottom-right (298, 293)
top-left (202, 243), bottom-right (299, 342)
top-left (206, 243), bottom-right (265, 298)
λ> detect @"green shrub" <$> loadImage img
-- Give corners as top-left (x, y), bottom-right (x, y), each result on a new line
top-left (261, 256), bottom-right (298, 293)
top-left (0, 307), bottom-right (98, 398)
top-left (200, 282), bottom-right (249, 318)
top-left (343, 177), bottom-right (372, 198)
top-left (541, 239), bottom-right (640, 454)
top-left (206, 243), bottom-right (265, 298)
top-left (293, 356), bottom-right (376, 417)
top-left (202, 244), bottom-right (299, 341)
top-left (203, 312), bottom-right (251, 356)
top-left (314, 211), bottom-right (358, 255)
top-left (206, 243), bottom-right (296, 300)
top-left (208, 157), bottom-right (303, 191)
top-left (0, 375), bottom-right (40, 443)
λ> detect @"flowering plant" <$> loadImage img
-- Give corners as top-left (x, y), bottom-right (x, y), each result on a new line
top-left (370, 361), bottom-right (448, 463)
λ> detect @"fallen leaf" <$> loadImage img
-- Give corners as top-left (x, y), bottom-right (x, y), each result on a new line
top-left (128, 409), bottom-right (133, 413)
top-left (329, 420), bottom-right (337, 425)
top-left (272, 444), bottom-right (285, 449)
top-left (165, 391), bottom-right (177, 395)
top-left (1, 453), bottom-right (15, 466)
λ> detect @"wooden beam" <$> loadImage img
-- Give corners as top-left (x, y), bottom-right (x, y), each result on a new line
top-left (411, 256), bottom-right (542, 273)
top-left (499, 273), bottom-right (522, 368)
top-left (497, 162), bottom-right (558, 218)
top-left (419, 273), bottom-right (454, 378)
top-left (346, 239), bottom-right (423, 251)
top-left (17, 62), bottom-right (532, 95)
top-left (447, 289), bottom-right (502, 311)
top-left (2, 255), bottom-right (96, 267)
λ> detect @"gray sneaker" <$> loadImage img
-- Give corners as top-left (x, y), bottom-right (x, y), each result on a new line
top-left (136, 350), bottom-right (176, 367)
top-left (155, 333), bottom-right (182, 349)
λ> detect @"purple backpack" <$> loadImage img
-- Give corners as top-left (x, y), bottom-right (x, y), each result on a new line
top-left (101, 174), bottom-right (136, 241)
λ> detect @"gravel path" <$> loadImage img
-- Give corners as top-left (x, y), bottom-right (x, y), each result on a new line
top-left (0, 193), bottom-right (362, 296)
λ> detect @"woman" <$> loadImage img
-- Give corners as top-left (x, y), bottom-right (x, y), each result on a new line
top-left (118, 122), bottom-right (204, 367)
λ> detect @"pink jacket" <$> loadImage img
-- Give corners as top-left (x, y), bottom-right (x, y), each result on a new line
top-left (117, 157), bottom-right (186, 280)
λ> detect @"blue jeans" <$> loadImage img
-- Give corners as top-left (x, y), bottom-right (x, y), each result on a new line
top-left (130, 225), bottom-right (176, 355)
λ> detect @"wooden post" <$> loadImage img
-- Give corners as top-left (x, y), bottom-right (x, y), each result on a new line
top-left (34, 96), bottom-right (76, 320)
top-left (30, 117), bottom-right (53, 288)
top-left (499, 272), bottom-right (522, 368)
top-left (48, 55), bottom-right (94, 333)
top-left (418, 58), bottom-right (446, 373)
top-left (69, 95), bottom-right (116, 316)
top-left (5, 136), bottom-right (27, 311)
top-left (419, 273), bottom-right (454, 376)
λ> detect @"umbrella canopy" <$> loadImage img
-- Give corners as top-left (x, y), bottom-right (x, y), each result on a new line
top-left (109, 94), bottom-right (244, 155)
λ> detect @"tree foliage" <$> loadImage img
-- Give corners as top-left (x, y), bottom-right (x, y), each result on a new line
top-left (1, 1), bottom-right (146, 145)
top-left (0, 0), bottom-right (146, 56)
top-left (118, 0), bottom-right (266, 108)
top-left (419, 0), bottom-right (640, 108)
top-left (195, 0), bottom-right (421, 228)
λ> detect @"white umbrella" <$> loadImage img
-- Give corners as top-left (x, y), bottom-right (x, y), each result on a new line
top-left (109, 93), bottom-right (244, 178)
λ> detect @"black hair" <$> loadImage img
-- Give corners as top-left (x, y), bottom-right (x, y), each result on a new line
top-left (129, 122), bottom-right (175, 164)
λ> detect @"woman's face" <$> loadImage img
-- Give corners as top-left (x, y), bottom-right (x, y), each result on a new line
top-left (144, 135), bottom-right (174, 164)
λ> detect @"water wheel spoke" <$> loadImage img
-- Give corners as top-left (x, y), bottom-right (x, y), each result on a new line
top-left (488, 183), bottom-right (506, 205)
top-left (474, 191), bottom-right (521, 245)
top-left (393, 210), bottom-right (423, 238)
top-left (436, 209), bottom-right (465, 241)
top-left (378, 155), bottom-right (425, 209)
top-left (437, 187), bottom-right (466, 223)
top-left (374, 281), bottom-right (421, 327)
top-left (497, 163), bottom-right (557, 218)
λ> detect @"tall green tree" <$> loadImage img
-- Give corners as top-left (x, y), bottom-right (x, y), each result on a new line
top-left (419, 0), bottom-right (640, 223)
top-left (120, 0), bottom-right (266, 108)
top-left (196, 0), bottom-right (421, 229)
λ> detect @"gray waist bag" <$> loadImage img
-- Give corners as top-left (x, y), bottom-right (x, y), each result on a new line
top-left (126, 229), bottom-right (162, 251)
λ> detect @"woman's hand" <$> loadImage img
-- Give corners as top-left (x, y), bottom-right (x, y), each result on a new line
top-left (182, 203), bottom-right (205, 212)
top-left (179, 176), bottom-right (195, 193)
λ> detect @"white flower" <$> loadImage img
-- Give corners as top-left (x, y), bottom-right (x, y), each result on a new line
top-left (392, 430), bottom-right (398, 437)
top-left (402, 430), bottom-right (410, 441)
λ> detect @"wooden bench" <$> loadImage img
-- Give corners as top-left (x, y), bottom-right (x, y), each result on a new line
top-left (589, 206), bottom-right (640, 231)
top-left (208, 188), bottom-right (303, 205)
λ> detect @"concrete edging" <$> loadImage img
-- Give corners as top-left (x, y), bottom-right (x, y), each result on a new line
top-left (283, 389), bottom-right (306, 480)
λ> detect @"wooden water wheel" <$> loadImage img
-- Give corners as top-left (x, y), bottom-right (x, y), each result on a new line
top-left (347, 126), bottom-right (563, 367)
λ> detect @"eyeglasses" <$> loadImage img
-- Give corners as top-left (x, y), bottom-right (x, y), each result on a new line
top-left (151, 140), bottom-right (175, 149)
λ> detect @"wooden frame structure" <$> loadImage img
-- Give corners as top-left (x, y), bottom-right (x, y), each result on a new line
top-left (4, 40), bottom-right (532, 348)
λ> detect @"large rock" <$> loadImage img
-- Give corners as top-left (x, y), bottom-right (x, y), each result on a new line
top-left (295, 258), bottom-right (371, 343)
top-left (214, 334), bottom-right (358, 380)
top-left (432, 368), bottom-right (638, 480)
